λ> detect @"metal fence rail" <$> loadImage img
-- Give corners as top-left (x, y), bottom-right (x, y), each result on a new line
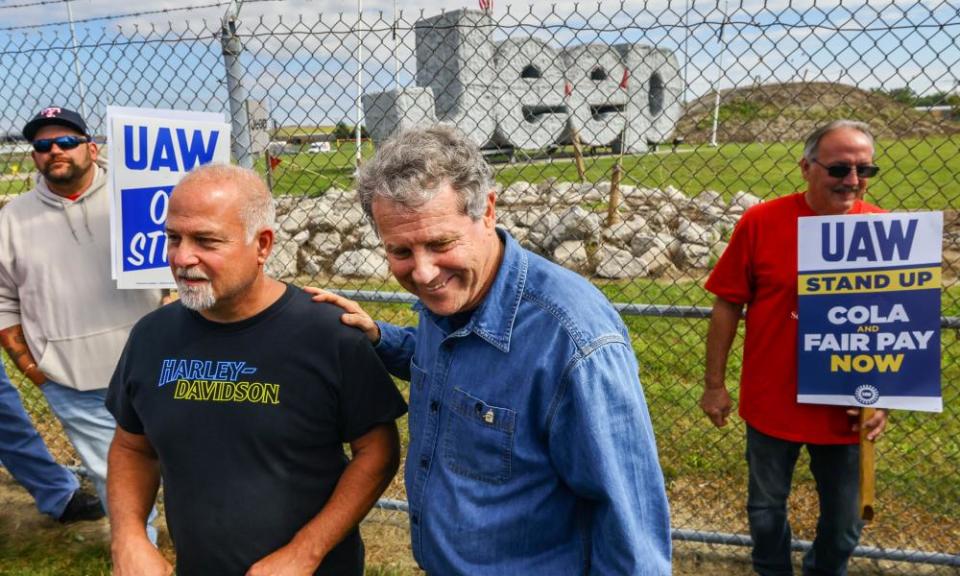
top-left (1, 0), bottom-right (958, 569)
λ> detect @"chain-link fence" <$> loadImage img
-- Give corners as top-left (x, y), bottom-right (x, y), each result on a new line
top-left (1, 0), bottom-right (959, 570)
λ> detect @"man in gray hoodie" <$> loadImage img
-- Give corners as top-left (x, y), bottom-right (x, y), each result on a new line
top-left (0, 107), bottom-right (163, 537)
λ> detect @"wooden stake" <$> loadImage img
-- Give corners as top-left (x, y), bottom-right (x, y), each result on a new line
top-left (607, 163), bottom-right (623, 227)
top-left (571, 129), bottom-right (586, 183)
top-left (859, 407), bottom-right (876, 522)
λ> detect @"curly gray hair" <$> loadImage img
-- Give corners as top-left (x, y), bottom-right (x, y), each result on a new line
top-left (356, 125), bottom-right (494, 231)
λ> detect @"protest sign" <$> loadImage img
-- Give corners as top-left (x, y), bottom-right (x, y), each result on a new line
top-left (797, 212), bottom-right (942, 412)
top-left (107, 107), bottom-right (230, 289)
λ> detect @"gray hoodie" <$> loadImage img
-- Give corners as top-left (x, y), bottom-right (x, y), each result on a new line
top-left (0, 158), bottom-right (162, 391)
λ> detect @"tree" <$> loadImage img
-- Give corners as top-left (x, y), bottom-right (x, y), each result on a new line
top-left (333, 121), bottom-right (352, 140)
top-left (333, 121), bottom-right (369, 140)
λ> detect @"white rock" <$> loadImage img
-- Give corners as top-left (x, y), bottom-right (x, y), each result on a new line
top-left (580, 184), bottom-right (603, 202)
top-left (553, 241), bottom-right (591, 273)
top-left (499, 181), bottom-right (539, 205)
top-left (692, 190), bottom-right (724, 209)
top-left (266, 240), bottom-right (300, 279)
top-left (649, 203), bottom-right (679, 230)
top-left (640, 248), bottom-right (675, 277)
top-left (670, 242), bottom-right (711, 268)
top-left (731, 191), bottom-right (762, 210)
top-left (527, 212), bottom-right (562, 252)
top-left (315, 205), bottom-right (366, 233)
top-left (279, 206), bottom-right (310, 233)
top-left (333, 249), bottom-right (391, 279)
top-left (322, 188), bottom-right (358, 207)
top-left (504, 208), bottom-right (547, 228)
top-left (595, 246), bottom-right (648, 279)
top-left (630, 233), bottom-right (668, 257)
top-left (351, 224), bottom-right (381, 249)
top-left (604, 215), bottom-right (651, 245)
top-left (551, 181), bottom-right (577, 203)
top-left (661, 185), bottom-right (690, 206)
top-left (307, 231), bottom-right (342, 260)
top-left (274, 195), bottom-right (297, 215)
top-left (676, 218), bottom-right (719, 246)
top-left (560, 206), bottom-right (602, 238)
top-left (302, 256), bottom-right (326, 276)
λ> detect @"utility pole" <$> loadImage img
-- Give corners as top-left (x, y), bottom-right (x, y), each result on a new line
top-left (221, 0), bottom-right (254, 168)
top-left (709, 0), bottom-right (728, 148)
top-left (65, 0), bottom-right (88, 121)
top-left (355, 0), bottom-right (364, 170)
top-left (393, 0), bottom-right (401, 89)
top-left (683, 0), bottom-right (692, 105)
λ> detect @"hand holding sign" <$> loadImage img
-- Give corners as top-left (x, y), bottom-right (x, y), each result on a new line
top-left (798, 211), bottom-right (942, 522)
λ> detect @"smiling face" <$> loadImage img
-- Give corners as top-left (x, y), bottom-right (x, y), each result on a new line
top-left (800, 127), bottom-right (875, 215)
top-left (165, 179), bottom-right (273, 322)
top-left (373, 183), bottom-right (503, 317)
top-left (30, 125), bottom-right (98, 197)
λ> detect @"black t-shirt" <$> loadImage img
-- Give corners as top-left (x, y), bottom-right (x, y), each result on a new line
top-left (106, 285), bottom-right (407, 576)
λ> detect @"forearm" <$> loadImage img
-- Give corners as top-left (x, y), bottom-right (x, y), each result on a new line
top-left (286, 424), bottom-right (400, 565)
top-left (107, 435), bottom-right (161, 544)
top-left (0, 324), bottom-right (44, 384)
top-left (704, 298), bottom-right (743, 390)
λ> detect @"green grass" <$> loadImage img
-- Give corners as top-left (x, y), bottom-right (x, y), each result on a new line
top-left (495, 135), bottom-right (960, 211)
top-left (5, 135), bottom-right (959, 210)
top-left (256, 141), bottom-right (376, 196)
top-left (0, 530), bottom-right (111, 576)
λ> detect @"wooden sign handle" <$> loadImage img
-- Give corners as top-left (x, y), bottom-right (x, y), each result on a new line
top-left (859, 407), bottom-right (876, 522)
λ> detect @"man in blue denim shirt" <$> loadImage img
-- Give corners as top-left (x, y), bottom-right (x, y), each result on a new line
top-left (314, 125), bottom-right (671, 574)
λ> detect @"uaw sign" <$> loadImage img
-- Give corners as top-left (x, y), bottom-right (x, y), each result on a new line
top-left (797, 212), bottom-right (943, 412)
top-left (107, 107), bottom-right (231, 289)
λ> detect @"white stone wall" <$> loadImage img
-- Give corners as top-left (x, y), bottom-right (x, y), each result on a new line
top-left (364, 9), bottom-right (683, 152)
top-left (266, 184), bottom-right (761, 282)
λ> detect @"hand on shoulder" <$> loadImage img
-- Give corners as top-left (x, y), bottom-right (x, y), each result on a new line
top-left (303, 287), bottom-right (381, 344)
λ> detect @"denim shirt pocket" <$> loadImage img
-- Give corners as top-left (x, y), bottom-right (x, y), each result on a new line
top-left (443, 387), bottom-right (516, 484)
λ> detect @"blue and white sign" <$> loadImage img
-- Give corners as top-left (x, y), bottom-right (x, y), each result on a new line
top-left (107, 107), bottom-right (230, 289)
top-left (797, 212), bottom-right (943, 412)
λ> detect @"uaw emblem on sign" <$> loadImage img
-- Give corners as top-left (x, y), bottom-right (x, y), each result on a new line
top-left (854, 384), bottom-right (880, 405)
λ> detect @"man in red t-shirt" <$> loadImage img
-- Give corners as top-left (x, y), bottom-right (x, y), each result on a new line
top-left (702, 120), bottom-right (889, 576)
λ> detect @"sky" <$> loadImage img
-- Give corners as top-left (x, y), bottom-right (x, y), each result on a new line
top-left (0, 0), bottom-right (958, 135)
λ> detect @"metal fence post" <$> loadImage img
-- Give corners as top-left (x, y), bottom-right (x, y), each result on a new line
top-left (221, 9), bottom-right (254, 169)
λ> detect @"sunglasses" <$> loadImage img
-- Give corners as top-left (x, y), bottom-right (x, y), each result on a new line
top-left (812, 159), bottom-right (880, 179)
top-left (32, 135), bottom-right (90, 153)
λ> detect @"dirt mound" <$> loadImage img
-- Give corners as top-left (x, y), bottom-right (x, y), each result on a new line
top-left (676, 82), bottom-right (960, 143)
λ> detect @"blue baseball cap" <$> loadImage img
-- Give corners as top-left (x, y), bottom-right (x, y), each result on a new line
top-left (23, 106), bottom-right (89, 141)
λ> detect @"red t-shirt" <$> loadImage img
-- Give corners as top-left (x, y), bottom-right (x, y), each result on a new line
top-left (705, 193), bottom-right (885, 444)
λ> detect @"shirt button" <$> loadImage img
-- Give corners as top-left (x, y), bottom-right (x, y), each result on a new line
top-left (430, 400), bottom-right (439, 412)
top-left (420, 457), bottom-right (429, 468)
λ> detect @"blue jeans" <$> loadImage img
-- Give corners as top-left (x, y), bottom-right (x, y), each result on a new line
top-left (0, 364), bottom-right (78, 518)
top-left (746, 425), bottom-right (863, 576)
top-left (41, 380), bottom-right (158, 543)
